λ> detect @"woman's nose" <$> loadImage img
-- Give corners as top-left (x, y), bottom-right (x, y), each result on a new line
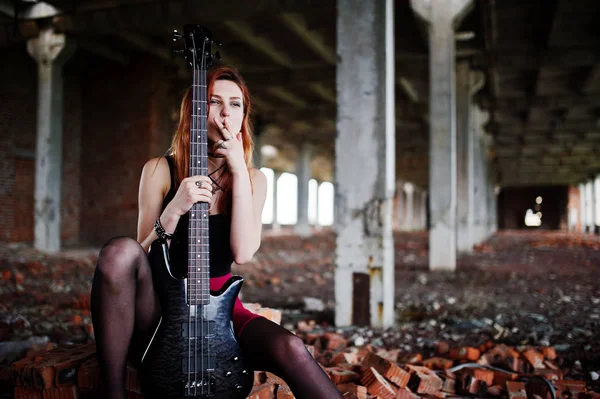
top-left (221, 106), bottom-right (230, 117)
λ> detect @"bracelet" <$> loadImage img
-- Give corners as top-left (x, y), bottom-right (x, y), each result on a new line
top-left (154, 218), bottom-right (173, 241)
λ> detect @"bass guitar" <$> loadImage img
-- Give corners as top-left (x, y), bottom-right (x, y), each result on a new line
top-left (139, 24), bottom-right (254, 398)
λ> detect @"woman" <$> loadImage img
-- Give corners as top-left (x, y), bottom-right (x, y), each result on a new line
top-left (90, 64), bottom-right (342, 399)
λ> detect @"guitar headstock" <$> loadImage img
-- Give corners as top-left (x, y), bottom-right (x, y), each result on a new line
top-left (173, 24), bottom-right (221, 70)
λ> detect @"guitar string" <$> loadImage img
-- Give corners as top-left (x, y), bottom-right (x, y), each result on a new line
top-left (203, 48), bottom-right (212, 395)
top-left (190, 45), bottom-right (196, 396)
top-left (201, 36), bottom-right (208, 395)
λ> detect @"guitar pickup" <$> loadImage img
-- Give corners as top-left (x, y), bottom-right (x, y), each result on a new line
top-left (183, 355), bottom-right (216, 373)
top-left (182, 320), bottom-right (216, 337)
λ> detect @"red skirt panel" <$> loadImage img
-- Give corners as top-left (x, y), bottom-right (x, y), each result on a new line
top-left (210, 273), bottom-right (263, 336)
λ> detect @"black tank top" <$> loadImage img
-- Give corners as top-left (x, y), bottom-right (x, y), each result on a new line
top-left (161, 156), bottom-right (234, 277)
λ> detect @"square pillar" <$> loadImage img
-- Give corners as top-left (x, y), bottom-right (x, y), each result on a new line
top-left (411, 0), bottom-right (474, 270)
top-left (27, 27), bottom-right (75, 252)
top-left (335, 0), bottom-right (395, 328)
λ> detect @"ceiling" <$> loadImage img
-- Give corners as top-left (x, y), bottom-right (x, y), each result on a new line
top-left (2, 0), bottom-right (600, 187)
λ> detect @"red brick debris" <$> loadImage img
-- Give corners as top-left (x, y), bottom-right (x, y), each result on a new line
top-left (1, 230), bottom-right (600, 397)
top-left (5, 328), bottom-right (600, 399)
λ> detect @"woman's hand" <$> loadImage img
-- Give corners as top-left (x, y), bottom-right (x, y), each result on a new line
top-left (212, 117), bottom-right (246, 174)
top-left (163, 175), bottom-right (214, 219)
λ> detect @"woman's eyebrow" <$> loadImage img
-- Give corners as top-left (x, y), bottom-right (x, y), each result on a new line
top-left (211, 94), bottom-right (242, 100)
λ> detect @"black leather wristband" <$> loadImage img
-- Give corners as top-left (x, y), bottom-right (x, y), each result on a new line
top-left (154, 218), bottom-right (173, 241)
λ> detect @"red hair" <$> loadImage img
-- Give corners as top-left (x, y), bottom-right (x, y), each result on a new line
top-left (169, 64), bottom-right (255, 214)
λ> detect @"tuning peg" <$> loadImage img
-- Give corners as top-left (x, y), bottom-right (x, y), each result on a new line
top-left (213, 51), bottom-right (221, 60)
top-left (172, 29), bottom-right (183, 41)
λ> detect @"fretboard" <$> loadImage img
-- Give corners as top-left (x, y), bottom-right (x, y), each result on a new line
top-left (188, 68), bottom-right (210, 305)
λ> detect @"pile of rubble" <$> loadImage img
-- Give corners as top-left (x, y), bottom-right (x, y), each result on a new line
top-left (7, 320), bottom-right (600, 399)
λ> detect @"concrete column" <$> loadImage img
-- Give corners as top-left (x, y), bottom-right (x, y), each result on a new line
top-left (421, 190), bottom-right (428, 229)
top-left (456, 62), bottom-right (472, 253)
top-left (271, 171), bottom-right (281, 232)
top-left (27, 27), bottom-right (74, 252)
top-left (314, 180), bottom-right (322, 231)
top-left (472, 107), bottom-right (488, 243)
top-left (579, 183), bottom-right (586, 233)
top-left (588, 179), bottom-right (597, 233)
top-left (396, 179), bottom-right (405, 230)
top-left (595, 175), bottom-right (600, 234)
top-left (411, 0), bottom-right (473, 270)
top-left (335, 0), bottom-right (395, 328)
top-left (404, 183), bottom-right (414, 230)
top-left (483, 134), bottom-right (495, 238)
top-left (413, 189), bottom-right (421, 230)
top-left (295, 142), bottom-right (312, 237)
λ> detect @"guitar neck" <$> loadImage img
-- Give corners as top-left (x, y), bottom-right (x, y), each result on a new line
top-left (188, 67), bottom-right (210, 306)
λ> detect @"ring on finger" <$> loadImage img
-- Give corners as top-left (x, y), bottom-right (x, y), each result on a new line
top-left (219, 141), bottom-right (228, 149)
top-left (224, 135), bottom-right (233, 141)
top-left (195, 181), bottom-right (203, 189)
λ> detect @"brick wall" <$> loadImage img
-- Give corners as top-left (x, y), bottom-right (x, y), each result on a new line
top-left (1, 43), bottom-right (179, 247)
top-left (0, 45), bottom-right (83, 245)
top-left (0, 45), bottom-right (36, 242)
top-left (79, 55), bottom-right (177, 245)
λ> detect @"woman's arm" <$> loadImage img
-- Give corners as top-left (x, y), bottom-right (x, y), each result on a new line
top-left (137, 157), bottom-right (214, 253)
top-left (137, 157), bottom-right (178, 253)
top-left (229, 167), bottom-right (268, 264)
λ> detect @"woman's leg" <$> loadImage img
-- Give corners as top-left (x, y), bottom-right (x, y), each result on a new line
top-left (238, 317), bottom-right (343, 399)
top-left (90, 237), bottom-right (160, 399)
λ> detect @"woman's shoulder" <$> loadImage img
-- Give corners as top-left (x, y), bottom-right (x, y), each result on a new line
top-left (140, 156), bottom-right (171, 194)
top-left (250, 167), bottom-right (267, 184)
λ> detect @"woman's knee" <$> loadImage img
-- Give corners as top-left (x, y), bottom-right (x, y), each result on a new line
top-left (95, 236), bottom-right (145, 282)
top-left (278, 333), bottom-right (311, 360)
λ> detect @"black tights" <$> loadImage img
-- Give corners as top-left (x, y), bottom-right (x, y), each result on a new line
top-left (90, 237), bottom-right (341, 399)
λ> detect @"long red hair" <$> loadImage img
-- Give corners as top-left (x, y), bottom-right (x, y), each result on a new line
top-left (168, 64), bottom-right (255, 214)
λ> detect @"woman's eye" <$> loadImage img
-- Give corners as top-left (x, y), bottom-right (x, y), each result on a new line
top-left (232, 102), bottom-right (241, 107)
top-left (210, 99), bottom-right (219, 104)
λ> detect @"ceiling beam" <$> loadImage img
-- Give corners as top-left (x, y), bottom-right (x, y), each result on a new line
top-left (482, 94), bottom-right (600, 111)
top-left (481, 0), bottom-right (500, 99)
top-left (278, 12), bottom-right (336, 65)
top-left (43, 0), bottom-right (336, 20)
top-left (307, 82), bottom-right (336, 103)
top-left (222, 20), bottom-right (291, 68)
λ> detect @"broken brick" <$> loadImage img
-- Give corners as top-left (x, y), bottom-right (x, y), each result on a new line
top-left (336, 383), bottom-right (367, 399)
top-left (449, 346), bottom-right (481, 362)
top-left (406, 365), bottom-right (444, 394)
top-left (522, 348), bottom-right (545, 369)
top-left (506, 381), bottom-right (527, 399)
top-left (361, 367), bottom-right (398, 399)
top-left (362, 352), bottom-right (411, 388)
top-left (422, 357), bottom-right (453, 371)
top-left (325, 366), bottom-right (359, 384)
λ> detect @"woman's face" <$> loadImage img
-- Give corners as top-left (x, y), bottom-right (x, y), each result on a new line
top-left (207, 79), bottom-right (244, 143)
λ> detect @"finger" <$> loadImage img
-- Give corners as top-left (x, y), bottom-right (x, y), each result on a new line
top-left (195, 195), bottom-right (212, 204)
top-left (213, 117), bottom-right (231, 140)
top-left (193, 175), bottom-right (213, 184)
top-left (213, 140), bottom-right (229, 152)
top-left (212, 148), bottom-right (227, 158)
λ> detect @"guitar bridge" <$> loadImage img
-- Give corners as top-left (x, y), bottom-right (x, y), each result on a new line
top-left (185, 375), bottom-right (216, 395)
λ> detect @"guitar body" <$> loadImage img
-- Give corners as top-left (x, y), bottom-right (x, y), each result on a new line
top-left (138, 24), bottom-right (253, 398)
top-left (140, 241), bottom-right (253, 398)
